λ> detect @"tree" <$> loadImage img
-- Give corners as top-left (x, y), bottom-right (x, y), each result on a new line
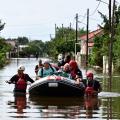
top-left (17, 37), bottom-right (29, 45)
top-left (0, 38), bottom-right (12, 67)
top-left (44, 27), bottom-right (85, 58)
top-left (23, 40), bottom-right (45, 57)
top-left (90, 5), bottom-right (120, 69)
top-left (0, 20), bottom-right (5, 31)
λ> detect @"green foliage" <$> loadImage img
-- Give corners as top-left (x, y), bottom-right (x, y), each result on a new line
top-left (98, 11), bottom-right (109, 33)
top-left (0, 52), bottom-right (6, 67)
top-left (0, 38), bottom-right (11, 67)
top-left (23, 40), bottom-right (45, 57)
top-left (113, 24), bottom-right (120, 71)
top-left (89, 36), bottom-right (104, 67)
top-left (91, 4), bottom-right (120, 69)
top-left (0, 20), bottom-right (5, 31)
top-left (44, 27), bottom-right (85, 58)
top-left (56, 40), bottom-right (75, 53)
top-left (17, 37), bottom-right (29, 45)
top-left (0, 38), bottom-right (12, 52)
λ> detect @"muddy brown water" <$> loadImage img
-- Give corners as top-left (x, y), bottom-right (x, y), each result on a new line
top-left (0, 58), bottom-right (120, 120)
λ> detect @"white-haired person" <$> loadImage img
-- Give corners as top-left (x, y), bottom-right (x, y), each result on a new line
top-left (56, 63), bottom-right (72, 79)
top-left (37, 60), bottom-right (56, 79)
top-left (57, 54), bottom-right (65, 67)
top-left (6, 65), bottom-right (34, 93)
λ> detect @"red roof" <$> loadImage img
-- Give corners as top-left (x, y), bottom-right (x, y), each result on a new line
top-left (80, 29), bottom-right (103, 41)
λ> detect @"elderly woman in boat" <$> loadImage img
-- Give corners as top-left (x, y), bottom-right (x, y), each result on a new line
top-left (37, 60), bottom-right (56, 79)
top-left (56, 63), bottom-right (72, 79)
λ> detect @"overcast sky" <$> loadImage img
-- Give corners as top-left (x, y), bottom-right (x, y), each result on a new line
top-left (0, 0), bottom-right (109, 41)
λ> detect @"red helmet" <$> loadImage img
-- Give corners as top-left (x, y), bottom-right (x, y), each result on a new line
top-left (86, 72), bottom-right (93, 78)
top-left (69, 60), bottom-right (77, 69)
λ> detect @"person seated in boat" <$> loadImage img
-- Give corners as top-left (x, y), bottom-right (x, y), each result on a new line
top-left (85, 71), bottom-right (102, 96)
top-left (69, 60), bottom-right (83, 84)
top-left (56, 63), bottom-right (72, 79)
top-left (37, 60), bottom-right (56, 79)
top-left (51, 63), bottom-right (60, 71)
top-left (57, 53), bottom-right (65, 67)
top-left (6, 65), bottom-right (34, 93)
top-left (64, 54), bottom-right (71, 65)
top-left (35, 59), bottom-right (43, 75)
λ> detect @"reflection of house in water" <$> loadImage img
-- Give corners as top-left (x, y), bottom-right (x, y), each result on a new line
top-left (76, 29), bottom-right (103, 67)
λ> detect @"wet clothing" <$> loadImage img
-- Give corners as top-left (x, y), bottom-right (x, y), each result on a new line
top-left (84, 79), bottom-right (101, 96)
top-left (87, 80), bottom-right (101, 92)
top-left (70, 68), bottom-right (83, 79)
top-left (69, 60), bottom-right (83, 79)
top-left (35, 64), bottom-right (43, 74)
top-left (9, 74), bottom-right (34, 93)
top-left (38, 66), bottom-right (56, 78)
top-left (58, 60), bottom-right (65, 67)
top-left (56, 70), bottom-right (72, 79)
top-left (35, 65), bottom-right (39, 74)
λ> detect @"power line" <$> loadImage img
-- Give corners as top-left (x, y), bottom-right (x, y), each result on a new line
top-left (78, 21), bottom-right (86, 25)
top-left (90, 0), bottom-right (101, 16)
top-left (78, 13), bottom-right (87, 22)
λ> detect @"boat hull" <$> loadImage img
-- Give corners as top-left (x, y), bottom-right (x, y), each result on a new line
top-left (29, 76), bottom-right (85, 97)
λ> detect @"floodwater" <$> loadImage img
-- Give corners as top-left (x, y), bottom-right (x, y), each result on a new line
top-left (0, 58), bottom-right (120, 120)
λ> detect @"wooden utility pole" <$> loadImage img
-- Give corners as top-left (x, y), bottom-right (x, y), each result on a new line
top-left (70, 22), bottom-right (71, 30)
top-left (108, 0), bottom-right (111, 76)
top-left (62, 24), bottom-right (64, 39)
top-left (55, 24), bottom-right (57, 38)
top-left (108, 0), bottom-right (116, 90)
top-left (75, 13), bottom-right (78, 43)
top-left (86, 9), bottom-right (89, 70)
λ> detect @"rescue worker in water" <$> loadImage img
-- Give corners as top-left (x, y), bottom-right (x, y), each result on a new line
top-left (85, 71), bottom-right (102, 96)
top-left (6, 65), bottom-right (34, 93)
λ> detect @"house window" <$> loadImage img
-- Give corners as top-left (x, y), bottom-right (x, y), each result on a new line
top-left (89, 47), bottom-right (92, 54)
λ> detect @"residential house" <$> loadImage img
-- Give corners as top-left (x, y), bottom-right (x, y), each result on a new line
top-left (76, 29), bottom-right (103, 67)
top-left (5, 39), bottom-right (17, 57)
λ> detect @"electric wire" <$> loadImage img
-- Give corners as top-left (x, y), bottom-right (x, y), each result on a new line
top-left (90, 0), bottom-right (101, 16)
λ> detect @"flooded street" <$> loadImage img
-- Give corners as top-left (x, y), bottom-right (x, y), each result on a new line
top-left (0, 58), bottom-right (120, 120)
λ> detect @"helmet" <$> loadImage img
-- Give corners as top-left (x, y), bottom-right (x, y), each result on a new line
top-left (18, 65), bottom-right (25, 71)
top-left (86, 72), bottom-right (93, 78)
top-left (69, 60), bottom-right (77, 69)
top-left (43, 59), bottom-right (50, 64)
top-left (58, 54), bottom-right (63, 62)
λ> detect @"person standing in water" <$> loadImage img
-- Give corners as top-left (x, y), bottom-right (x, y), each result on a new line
top-left (6, 65), bottom-right (34, 93)
top-left (85, 71), bottom-right (102, 96)
top-left (35, 59), bottom-right (43, 75)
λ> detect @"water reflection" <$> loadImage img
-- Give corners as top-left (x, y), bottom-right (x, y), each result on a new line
top-left (1, 58), bottom-right (120, 119)
top-left (7, 93), bottom-right (30, 118)
top-left (84, 96), bottom-right (101, 118)
top-left (29, 96), bottom-right (101, 119)
top-left (29, 96), bottom-right (84, 118)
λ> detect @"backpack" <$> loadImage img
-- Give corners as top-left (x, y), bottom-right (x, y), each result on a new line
top-left (41, 64), bottom-right (55, 77)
